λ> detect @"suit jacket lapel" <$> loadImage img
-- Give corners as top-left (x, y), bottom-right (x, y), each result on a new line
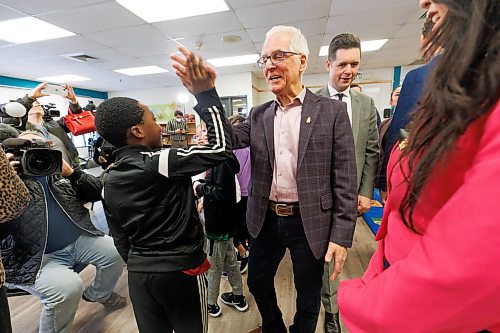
top-left (297, 89), bottom-right (321, 171)
top-left (263, 102), bottom-right (276, 170)
top-left (316, 85), bottom-right (329, 98)
top-left (350, 89), bottom-right (360, 146)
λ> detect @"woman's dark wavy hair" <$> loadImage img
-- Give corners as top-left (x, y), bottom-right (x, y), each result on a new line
top-left (400, 0), bottom-right (500, 232)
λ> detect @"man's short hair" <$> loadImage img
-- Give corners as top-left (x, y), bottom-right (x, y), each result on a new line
top-left (265, 25), bottom-right (310, 59)
top-left (94, 97), bottom-right (144, 148)
top-left (328, 33), bottom-right (361, 60)
top-left (0, 124), bottom-right (19, 142)
top-left (421, 18), bottom-right (435, 40)
top-left (174, 110), bottom-right (184, 117)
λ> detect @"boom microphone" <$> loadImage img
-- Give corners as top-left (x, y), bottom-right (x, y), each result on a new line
top-left (0, 102), bottom-right (27, 118)
top-left (1, 137), bottom-right (31, 148)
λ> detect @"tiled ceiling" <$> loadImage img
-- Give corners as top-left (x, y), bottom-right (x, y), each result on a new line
top-left (0, 0), bottom-right (425, 92)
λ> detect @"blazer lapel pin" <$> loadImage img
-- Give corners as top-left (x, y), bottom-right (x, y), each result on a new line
top-left (306, 116), bottom-right (311, 124)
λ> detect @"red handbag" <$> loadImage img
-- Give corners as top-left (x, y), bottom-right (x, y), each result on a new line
top-left (63, 109), bottom-right (96, 136)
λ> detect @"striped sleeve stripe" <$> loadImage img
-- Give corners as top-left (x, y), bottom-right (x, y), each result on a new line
top-left (197, 273), bottom-right (208, 333)
top-left (176, 106), bottom-right (227, 157)
top-left (158, 148), bottom-right (170, 177)
top-left (139, 150), bottom-right (169, 177)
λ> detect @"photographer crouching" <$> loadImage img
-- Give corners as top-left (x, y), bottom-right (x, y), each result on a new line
top-left (0, 130), bottom-right (126, 333)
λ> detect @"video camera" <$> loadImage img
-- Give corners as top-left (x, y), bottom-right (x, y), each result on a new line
top-left (1, 137), bottom-right (62, 176)
top-left (41, 103), bottom-right (60, 122)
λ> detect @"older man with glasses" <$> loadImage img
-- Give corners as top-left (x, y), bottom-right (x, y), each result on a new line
top-left (233, 26), bottom-right (358, 333)
top-left (242, 26), bottom-right (357, 332)
top-left (171, 25), bottom-right (357, 333)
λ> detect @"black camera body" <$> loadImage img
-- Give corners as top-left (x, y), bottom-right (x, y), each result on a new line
top-left (1, 138), bottom-right (62, 176)
top-left (42, 103), bottom-right (60, 122)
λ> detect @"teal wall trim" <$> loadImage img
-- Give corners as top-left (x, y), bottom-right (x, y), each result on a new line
top-left (392, 66), bottom-right (401, 90)
top-left (0, 75), bottom-right (108, 100)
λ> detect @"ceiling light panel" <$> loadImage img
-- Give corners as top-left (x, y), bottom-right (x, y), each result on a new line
top-left (37, 75), bottom-right (91, 83)
top-left (319, 39), bottom-right (389, 56)
top-left (114, 65), bottom-right (168, 76)
top-left (116, 0), bottom-right (229, 23)
top-left (0, 17), bottom-right (75, 44)
top-left (207, 54), bottom-right (260, 67)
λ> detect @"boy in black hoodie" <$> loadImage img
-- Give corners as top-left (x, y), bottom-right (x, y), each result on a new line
top-left (95, 49), bottom-right (232, 333)
top-left (193, 144), bottom-right (248, 317)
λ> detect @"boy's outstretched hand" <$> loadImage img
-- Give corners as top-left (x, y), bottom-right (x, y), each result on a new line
top-left (170, 45), bottom-right (216, 95)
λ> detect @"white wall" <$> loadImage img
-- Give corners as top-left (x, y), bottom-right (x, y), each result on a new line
top-left (0, 85), bottom-right (104, 148)
top-left (108, 72), bottom-right (254, 115)
top-left (0, 85), bottom-right (103, 116)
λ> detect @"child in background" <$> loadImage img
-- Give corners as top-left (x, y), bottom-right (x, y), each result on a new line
top-left (193, 147), bottom-right (249, 317)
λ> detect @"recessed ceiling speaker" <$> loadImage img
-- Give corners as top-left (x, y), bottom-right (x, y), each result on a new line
top-left (222, 35), bottom-right (242, 43)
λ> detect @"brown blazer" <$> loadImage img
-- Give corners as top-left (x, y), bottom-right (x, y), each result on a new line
top-left (231, 89), bottom-right (358, 259)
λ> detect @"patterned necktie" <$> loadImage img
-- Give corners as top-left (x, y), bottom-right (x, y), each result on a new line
top-left (335, 93), bottom-right (344, 102)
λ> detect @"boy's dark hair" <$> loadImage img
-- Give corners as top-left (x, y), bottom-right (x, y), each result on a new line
top-left (328, 33), bottom-right (361, 60)
top-left (94, 97), bottom-right (144, 148)
top-left (174, 110), bottom-right (183, 117)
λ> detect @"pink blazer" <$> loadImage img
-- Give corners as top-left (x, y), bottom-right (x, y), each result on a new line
top-left (338, 102), bottom-right (500, 332)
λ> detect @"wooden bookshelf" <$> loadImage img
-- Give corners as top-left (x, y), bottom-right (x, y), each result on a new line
top-left (159, 121), bottom-right (196, 147)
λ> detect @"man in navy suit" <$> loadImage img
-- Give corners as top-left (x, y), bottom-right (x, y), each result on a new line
top-left (378, 18), bottom-right (437, 198)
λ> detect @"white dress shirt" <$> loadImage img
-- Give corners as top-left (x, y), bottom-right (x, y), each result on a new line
top-left (328, 83), bottom-right (352, 126)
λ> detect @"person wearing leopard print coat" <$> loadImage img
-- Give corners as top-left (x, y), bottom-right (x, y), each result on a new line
top-left (0, 148), bottom-right (30, 333)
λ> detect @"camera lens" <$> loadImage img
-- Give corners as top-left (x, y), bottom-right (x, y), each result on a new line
top-left (28, 152), bottom-right (55, 173)
top-left (23, 149), bottom-right (62, 176)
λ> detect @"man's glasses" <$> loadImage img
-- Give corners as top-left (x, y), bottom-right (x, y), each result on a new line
top-left (257, 50), bottom-right (300, 68)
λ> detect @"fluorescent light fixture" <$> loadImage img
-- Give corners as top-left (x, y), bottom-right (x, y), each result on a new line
top-left (319, 39), bottom-right (389, 56)
top-left (114, 65), bottom-right (168, 76)
top-left (0, 17), bottom-right (75, 44)
top-left (361, 39), bottom-right (389, 52)
top-left (37, 75), bottom-right (91, 83)
top-left (207, 54), bottom-right (260, 67)
top-left (116, 0), bottom-right (229, 23)
top-left (177, 93), bottom-right (189, 104)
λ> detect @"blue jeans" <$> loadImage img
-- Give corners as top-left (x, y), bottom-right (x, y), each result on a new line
top-left (248, 210), bottom-right (324, 333)
top-left (13, 234), bottom-right (124, 333)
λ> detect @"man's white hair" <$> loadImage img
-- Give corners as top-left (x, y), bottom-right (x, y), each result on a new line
top-left (264, 25), bottom-right (310, 59)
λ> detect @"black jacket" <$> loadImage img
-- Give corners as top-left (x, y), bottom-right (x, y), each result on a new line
top-left (195, 156), bottom-right (240, 239)
top-left (102, 88), bottom-right (233, 273)
top-left (0, 169), bottom-right (103, 286)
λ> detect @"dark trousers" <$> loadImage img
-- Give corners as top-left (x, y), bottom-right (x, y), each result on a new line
top-left (248, 209), bottom-right (324, 333)
top-left (128, 271), bottom-right (207, 333)
top-left (0, 286), bottom-right (12, 333)
top-left (233, 196), bottom-right (250, 249)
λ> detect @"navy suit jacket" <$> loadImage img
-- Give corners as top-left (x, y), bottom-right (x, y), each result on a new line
top-left (231, 89), bottom-right (358, 259)
top-left (378, 58), bottom-right (436, 190)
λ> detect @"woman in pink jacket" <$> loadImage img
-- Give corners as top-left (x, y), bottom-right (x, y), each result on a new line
top-left (338, 0), bottom-right (500, 331)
